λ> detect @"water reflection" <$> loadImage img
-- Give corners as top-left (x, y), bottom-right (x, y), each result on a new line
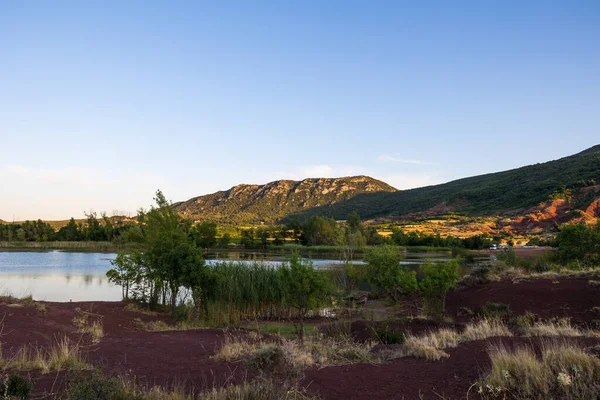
top-left (0, 250), bottom-right (473, 302)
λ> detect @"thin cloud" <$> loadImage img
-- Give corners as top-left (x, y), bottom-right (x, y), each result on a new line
top-left (378, 154), bottom-right (432, 165)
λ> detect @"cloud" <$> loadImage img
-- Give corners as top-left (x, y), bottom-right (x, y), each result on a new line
top-left (377, 154), bottom-right (432, 165)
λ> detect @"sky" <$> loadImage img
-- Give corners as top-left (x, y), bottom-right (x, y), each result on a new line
top-left (1, 1), bottom-right (599, 220)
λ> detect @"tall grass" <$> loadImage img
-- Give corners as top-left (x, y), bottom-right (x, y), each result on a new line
top-left (479, 341), bottom-right (600, 399)
top-left (202, 261), bottom-right (327, 326)
top-left (1, 337), bottom-right (89, 373)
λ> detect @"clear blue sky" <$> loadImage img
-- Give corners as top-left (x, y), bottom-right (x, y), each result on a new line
top-left (1, 1), bottom-right (599, 220)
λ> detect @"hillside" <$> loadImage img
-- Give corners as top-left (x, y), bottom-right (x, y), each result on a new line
top-left (173, 176), bottom-right (396, 224)
top-left (290, 145), bottom-right (600, 223)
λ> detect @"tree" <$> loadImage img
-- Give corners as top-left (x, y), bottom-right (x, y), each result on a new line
top-left (191, 221), bottom-right (217, 249)
top-left (218, 233), bottom-right (231, 248)
top-left (280, 254), bottom-right (329, 343)
top-left (555, 223), bottom-right (600, 265)
top-left (347, 211), bottom-right (361, 233)
top-left (365, 245), bottom-right (417, 302)
top-left (419, 260), bottom-right (459, 321)
top-left (304, 216), bottom-right (339, 246)
top-left (143, 190), bottom-right (201, 316)
top-left (107, 253), bottom-right (142, 300)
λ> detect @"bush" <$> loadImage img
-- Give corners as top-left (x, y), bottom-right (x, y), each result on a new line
top-left (419, 260), bottom-right (459, 321)
top-left (479, 302), bottom-right (512, 321)
top-left (370, 323), bottom-right (405, 345)
top-left (66, 371), bottom-right (126, 400)
top-left (365, 245), bottom-right (417, 302)
top-left (243, 344), bottom-right (285, 372)
top-left (1, 374), bottom-right (32, 399)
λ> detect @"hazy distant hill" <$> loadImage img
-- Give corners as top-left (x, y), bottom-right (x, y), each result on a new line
top-left (290, 145), bottom-right (600, 222)
top-left (173, 176), bottom-right (396, 224)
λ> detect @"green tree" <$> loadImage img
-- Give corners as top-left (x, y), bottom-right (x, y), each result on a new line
top-left (191, 221), bottom-right (217, 249)
top-left (555, 223), bottom-right (600, 265)
top-left (280, 254), bottom-right (329, 343)
top-left (365, 245), bottom-right (417, 302)
top-left (218, 233), bottom-right (232, 248)
top-left (419, 260), bottom-right (459, 321)
top-left (347, 211), bottom-right (361, 233)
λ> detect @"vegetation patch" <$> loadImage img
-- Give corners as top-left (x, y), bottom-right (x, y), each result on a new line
top-left (523, 319), bottom-right (583, 338)
top-left (73, 309), bottom-right (104, 344)
top-left (477, 341), bottom-right (600, 399)
top-left (1, 337), bottom-right (89, 374)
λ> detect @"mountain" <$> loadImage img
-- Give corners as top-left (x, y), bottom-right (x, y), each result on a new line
top-left (289, 145), bottom-right (600, 223)
top-left (173, 176), bottom-right (396, 224)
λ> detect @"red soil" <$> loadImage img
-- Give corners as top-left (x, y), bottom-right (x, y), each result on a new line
top-left (0, 302), bottom-right (252, 396)
top-left (304, 336), bottom-right (599, 400)
top-left (0, 277), bottom-right (598, 399)
top-left (446, 277), bottom-right (600, 325)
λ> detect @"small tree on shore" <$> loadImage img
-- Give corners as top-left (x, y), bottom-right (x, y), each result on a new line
top-left (365, 245), bottom-right (417, 302)
top-left (280, 254), bottom-right (329, 344)
top-left (419, 259), bottom-right (459, 321)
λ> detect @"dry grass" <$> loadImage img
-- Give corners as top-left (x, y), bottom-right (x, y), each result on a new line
top-left (399, 329), bottom-right (459, 361)
top-left (124, 303), bottom-right (160, 316)
top-left (73, 310), bottom-right (104, 344)
top-left (133, 318), bottom-right (203, 332)
top-left (198, 379), bottom-right (315, 400)
top-left (2, 337), bottom-right (89, 373)
top-left (478, 340), bottom-right (600, 399)
top-left (215, 331), bottom-right (379, 370)
top-left (461, 319), bottom-right (513, 342)
top-left (396, 320), bottom-right (513, 361)
top-left (524, 319), bottom-right (583, 337)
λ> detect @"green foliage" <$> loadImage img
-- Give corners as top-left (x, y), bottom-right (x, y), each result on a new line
top-left (364, 245), bottom-right (417, 302)
top-left (65, 371), bottom-right (125, 400)
top-left (280, 254), bottom-right (330, 342)
top-left (291, 146), bottom-right (600, 221)
top-left (370, 322), bottom-right (406, 345)
top-left (419, 260), bottom-right (460, 320)
top-left (190, 221), bottom-right (217, 248)
top-left (304, 216), bottom-right (339, 246)
top-left (173, 176), bottom-right (396, 225)
top-left (1, 374), bottom-right (32, 399)
top-left (555, 223), bottom-right (600, 266)
top-left (479, 302), bottom-right (512, 321)
top-left (392, 229), bottom-right (493, 250)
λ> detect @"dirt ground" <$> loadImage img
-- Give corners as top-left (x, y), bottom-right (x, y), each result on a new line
top-left (0, 276), bottom-right (598, 399)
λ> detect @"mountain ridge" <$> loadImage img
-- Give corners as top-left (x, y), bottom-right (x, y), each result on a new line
top-left (173, 175), bottom-right (396, 224)
top-left (289, 145), bottom-right (600, 223)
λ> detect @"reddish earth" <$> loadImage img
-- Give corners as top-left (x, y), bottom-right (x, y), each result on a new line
top-left (303, 336), bottom-right (599, 400)
top-left (447, 277), bottom-right (600, 325)
top-left (0, 302), bottom-right (252, 397)
top-left (1, 277), bottom-right (598, 399)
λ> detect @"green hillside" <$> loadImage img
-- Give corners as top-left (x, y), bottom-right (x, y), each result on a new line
top-left (290, 145), bottom-right (600, 221)
top-left (173, 176), bottom-right (396, 224)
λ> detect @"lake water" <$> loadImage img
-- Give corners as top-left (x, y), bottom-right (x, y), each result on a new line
top-left (0, 250), bottom-right (460, 302)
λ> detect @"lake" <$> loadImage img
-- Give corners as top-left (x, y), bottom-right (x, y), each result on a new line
top-left (0, 250), bottom-right (463, 302)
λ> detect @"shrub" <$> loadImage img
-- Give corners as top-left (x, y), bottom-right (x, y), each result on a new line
top-left (479, 302), bottom-right (512, 321)
top-left (1, 374), bottom-right (32, 399)
top-left (370, 323), bottom-right (405, 345)
top-left (243, 344), bottom-right (285, 372)
top-left (66, 371), bottom-right (125, 400)
top-left (419, 260), bottom-right (459, 321)
top-left (364, 245), bottom-right (417, 302)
